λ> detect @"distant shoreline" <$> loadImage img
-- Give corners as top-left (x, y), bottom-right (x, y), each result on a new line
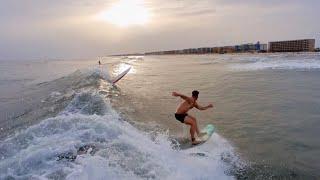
top-left (110, 51), bottom-right (320, 57)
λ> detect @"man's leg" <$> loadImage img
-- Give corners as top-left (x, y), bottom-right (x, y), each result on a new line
top-left (184, 116), bottom-right (197, 143)
top-left (186, 114), bottom-right (200, 135)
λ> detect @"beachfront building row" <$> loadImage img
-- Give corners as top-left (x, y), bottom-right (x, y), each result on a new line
top-left (145, 42), bottom-right (268, 55)
top-left (142, 39), bottom-right (316, 56)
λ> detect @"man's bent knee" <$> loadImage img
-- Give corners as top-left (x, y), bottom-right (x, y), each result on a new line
top-left (188, 116), bottom-right (197, 122)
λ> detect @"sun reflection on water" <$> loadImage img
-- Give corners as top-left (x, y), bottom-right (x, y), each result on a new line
top-left (112, 63), bottom-right (135, 76)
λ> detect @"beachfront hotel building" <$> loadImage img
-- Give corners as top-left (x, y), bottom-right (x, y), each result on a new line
top-left (268, 39), bottom-right (315, 52)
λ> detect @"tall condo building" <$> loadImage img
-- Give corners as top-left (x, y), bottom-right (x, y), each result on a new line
top-left (269, 39), bottom-right (315, 52)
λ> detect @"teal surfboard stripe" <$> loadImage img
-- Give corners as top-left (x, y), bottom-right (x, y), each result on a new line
top-left (205, 124), bottom-right (215, 135)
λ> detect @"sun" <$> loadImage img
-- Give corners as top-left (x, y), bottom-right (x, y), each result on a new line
top-left (97, 0), bottom-right (151, 27)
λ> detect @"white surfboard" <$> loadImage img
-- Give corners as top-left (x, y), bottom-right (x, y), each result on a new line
top-left (111, 66), bottom-right (131, 84)
top-left (178, 124), bottom-right (215, 149)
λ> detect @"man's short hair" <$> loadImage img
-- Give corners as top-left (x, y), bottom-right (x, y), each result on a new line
top-left (192, 90), bottom-right (199, 98)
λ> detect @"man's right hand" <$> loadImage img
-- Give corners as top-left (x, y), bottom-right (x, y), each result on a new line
top-left (172, 92), bottom-right (179, 97)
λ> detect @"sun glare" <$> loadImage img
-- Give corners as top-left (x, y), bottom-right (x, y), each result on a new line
top-left (97, 0), bottom-right (151, 27)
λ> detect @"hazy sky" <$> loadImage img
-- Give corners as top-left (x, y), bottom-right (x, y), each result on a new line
top-left (0, 0), bottom-right (319, 59)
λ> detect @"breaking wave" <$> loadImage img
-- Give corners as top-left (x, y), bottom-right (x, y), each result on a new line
top-left (0, 73), bottom-right (241, 179)
top-left (226, 53), bottom-right (320, 71)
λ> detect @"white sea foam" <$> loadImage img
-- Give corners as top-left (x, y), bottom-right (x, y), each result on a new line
top-left (227, 53), bottom-right (320, 71)
top-left (230, 60), bottom-right (320, 71)
top-left (0, 92), bottom-right (239, 180)
top-left (50, 91), bottom-right (62, 97)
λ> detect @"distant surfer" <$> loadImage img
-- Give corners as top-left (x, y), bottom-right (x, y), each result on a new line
top-left (172, 91), bottom-right (213, 145)
top-left (98, 60), bottom-right (102, 65)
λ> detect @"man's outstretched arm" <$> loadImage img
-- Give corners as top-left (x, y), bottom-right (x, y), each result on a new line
top-left (172, 92), bottom-right (192, 102)
top-left (195, 102), bottom-right (213, 110)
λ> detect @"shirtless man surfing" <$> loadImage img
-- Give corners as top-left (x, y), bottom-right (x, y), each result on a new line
top-left (172, 90), bottom-right (213, 145)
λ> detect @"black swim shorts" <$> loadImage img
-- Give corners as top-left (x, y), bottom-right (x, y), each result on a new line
top-left (175, 113), bottom-right (188, 123)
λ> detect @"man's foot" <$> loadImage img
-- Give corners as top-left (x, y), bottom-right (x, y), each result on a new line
top-left (198, 132), bottom-right (207, 137)
top-left (191, 138), bottom-right (202, 145)
top-left (192, 140), bottom-right (202, 145)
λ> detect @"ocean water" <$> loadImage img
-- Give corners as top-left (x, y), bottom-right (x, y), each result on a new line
top-left (0, 53), bottom-right (320, 179)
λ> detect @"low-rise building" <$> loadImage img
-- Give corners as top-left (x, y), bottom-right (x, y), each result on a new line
top-left (212, 47), bottom-right (220, 53)
top-left (235, 42), bottom-right (267, 52)
top-left (197, 47), bottom-right (213, 54)
top-left (221, 46), bottom-right (236, 53)
top-left (259, 44), bottom-right (268, 52)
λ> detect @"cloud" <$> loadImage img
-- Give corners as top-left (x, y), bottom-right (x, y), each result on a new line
top-left (147, 0), bottom-right (216, 19)
top-left (0, 0), bottom-right (319, 59)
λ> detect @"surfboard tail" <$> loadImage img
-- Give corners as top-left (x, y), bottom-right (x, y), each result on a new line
top-left (111, 66), bottom-right (131, 84)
